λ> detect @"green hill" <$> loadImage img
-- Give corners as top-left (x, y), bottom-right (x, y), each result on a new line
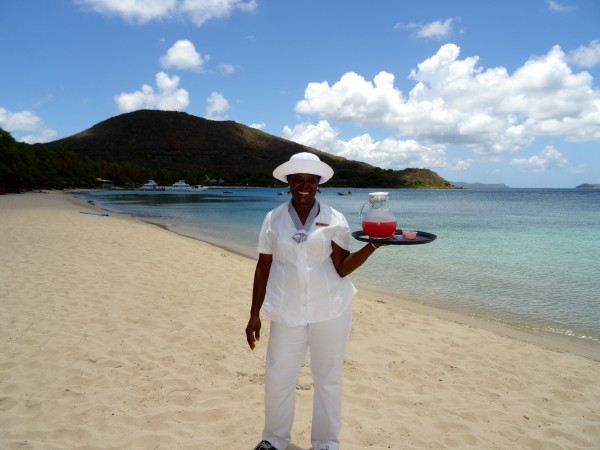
top-left (3, 110), bottom-right (453, 190)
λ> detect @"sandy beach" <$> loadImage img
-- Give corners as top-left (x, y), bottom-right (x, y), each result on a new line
top-left (1, 191), bottom-right (599, 449)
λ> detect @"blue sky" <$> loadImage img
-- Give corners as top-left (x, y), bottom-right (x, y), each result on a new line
top-left (1, 0), bottom-right (599, 188)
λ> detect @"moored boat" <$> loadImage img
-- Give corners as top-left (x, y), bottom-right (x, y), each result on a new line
top-left (140, 180), bottom-right (164, 191)
top-left (168, 180), bottom-right (193, 191)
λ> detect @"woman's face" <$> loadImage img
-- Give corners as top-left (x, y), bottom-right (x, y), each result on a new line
top-left (288, 173), bottom-right (320, 207)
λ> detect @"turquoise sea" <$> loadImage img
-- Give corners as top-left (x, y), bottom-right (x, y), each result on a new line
top-left (79, 188), bottom-right (600, 350)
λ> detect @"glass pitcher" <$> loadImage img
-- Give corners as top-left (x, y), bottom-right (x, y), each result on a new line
top-left (359, 192), bottom-right (397, 238)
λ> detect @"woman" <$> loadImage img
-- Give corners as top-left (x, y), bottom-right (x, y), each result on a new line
top-left (245, 152), bottom-right (383, 450)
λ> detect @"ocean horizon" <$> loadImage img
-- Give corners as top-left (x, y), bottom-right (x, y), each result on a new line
top-left (78, 187), bottom-right (600, 352)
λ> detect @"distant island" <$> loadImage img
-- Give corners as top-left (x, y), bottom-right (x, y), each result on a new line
top-left (451, 182), bottom-right (510, 189)
top-left (576, 183), bottom-right (600, 189)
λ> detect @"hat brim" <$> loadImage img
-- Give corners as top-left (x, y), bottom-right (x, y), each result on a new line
top-left (273, 159), bottom-right (334, 184)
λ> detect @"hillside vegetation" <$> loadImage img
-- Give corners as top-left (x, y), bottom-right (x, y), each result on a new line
top-left (1, 128), bottom-right (151, 192)
top-left (3, 110), bottom-right (453, 190)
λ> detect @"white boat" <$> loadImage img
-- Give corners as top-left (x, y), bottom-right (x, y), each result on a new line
top-left (168, 180), bottom-right (193, 191)
top-left (140, 180), bottom-right (163, 191)
top-left (193, 184), bottom-right (208, 191)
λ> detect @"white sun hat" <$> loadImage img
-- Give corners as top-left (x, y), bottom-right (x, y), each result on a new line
top-left (272, 152), bottom-right (334, 184)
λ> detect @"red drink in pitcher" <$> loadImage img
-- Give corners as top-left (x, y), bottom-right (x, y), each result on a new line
top-left (359, 192), bottom-right (397, 239)
top-left (361, 220), bottom-right (397, 239)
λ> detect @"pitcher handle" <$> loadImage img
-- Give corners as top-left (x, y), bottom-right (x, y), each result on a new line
top-left (358, 201), bottom-right (371, 219)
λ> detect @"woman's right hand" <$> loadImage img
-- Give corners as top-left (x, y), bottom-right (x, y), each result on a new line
top-left (247, 254), bottom-right (272, 350)
top-left (245, 315), bottom-right (262, 350)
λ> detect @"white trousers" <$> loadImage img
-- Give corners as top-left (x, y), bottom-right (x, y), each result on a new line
top-left (262, 305), bottom-right (352, 450)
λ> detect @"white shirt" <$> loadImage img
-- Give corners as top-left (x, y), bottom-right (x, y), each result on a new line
top-left (257, 201), bottom-right (357, 327)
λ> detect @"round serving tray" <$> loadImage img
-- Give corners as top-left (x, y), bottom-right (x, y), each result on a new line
top-left (352, 229), bottom-right (437, 245)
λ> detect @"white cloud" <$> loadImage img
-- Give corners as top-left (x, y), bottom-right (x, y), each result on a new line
top-left (249, 122), bottom-right (265, 130)
top-left (205, 92), bottom-right (229, 120)
top-left (76, 0), bottom-right (257, 26)
top-left (546, 0), bottom-right (575, 13)
top-left (282, 120), bottom-right (457, 170)
top-left (569, 40), bottom-right (600, 68)
top-left (510, 145), bottom-right (584, 173)
top-left (295, 43), bottom-right (600, 159)
top-left (115, 72), bottom-right (190, 112)
top-left (416, 18), bottom-right (455, 39)
top-left (181, 0), bottom-right (257, 27)
top-left (76, 0), bottom-right (177, 23)
top-left (20, 129), bottom-right (58, 145)
top-left (160, 39), bottom-right (206, 70)
top-left (0, 108), bottom-right (42, 131)
top-left (218, 64), bottom-right (236, 75)
top-left (296, 71), bottom-right (405, 127)
top-left (0, 107), bottom-right (56, 143)
top-left (395, 18), bottom-right (455, 39)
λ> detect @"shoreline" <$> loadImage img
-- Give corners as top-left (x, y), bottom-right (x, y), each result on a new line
top-left (2, 191), bottom-right (600, 449)
top-left (354, 287), bottom-right (600, 362)
top-left (73, 191), bottom-right (600, 362)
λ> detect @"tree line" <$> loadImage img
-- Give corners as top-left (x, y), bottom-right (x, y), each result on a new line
top-left (0, 128), bottom-right (181, 192)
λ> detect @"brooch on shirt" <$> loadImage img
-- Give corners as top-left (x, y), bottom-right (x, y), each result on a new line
top-left (315, 222), bottom-right (330, 227)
